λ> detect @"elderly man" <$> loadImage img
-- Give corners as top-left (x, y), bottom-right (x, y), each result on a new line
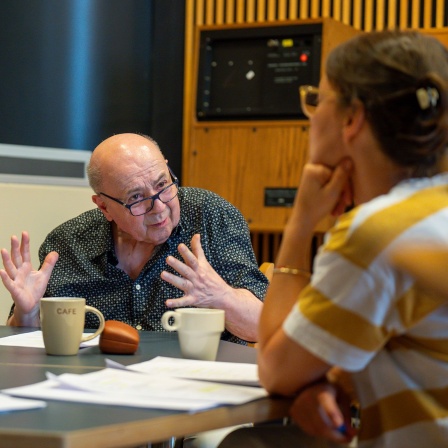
top-left (1, 133), bottom-right (267, 344)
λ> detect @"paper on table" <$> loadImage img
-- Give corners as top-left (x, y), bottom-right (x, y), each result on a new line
top-left (117, 356), bottom-right (260, 386)
top-left (3, 378), bottom-right (204, 412)
top-left (0, 330), bottom-right (100, 348)
top-left (0, 393), bottom-right (46, 413)
top-left (48, 369), bottom-right (265, 404)
top-left (2, 368), bottom-right (267, 412)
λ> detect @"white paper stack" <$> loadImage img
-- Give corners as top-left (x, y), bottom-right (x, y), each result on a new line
top-left (2, 356), bottom-right (266, 412)
top-left (0, 394), bottom-right (46, 413)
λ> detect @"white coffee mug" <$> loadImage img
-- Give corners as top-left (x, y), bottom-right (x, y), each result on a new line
top-left (161, 308), bottom-right (225, 361)
top-left (40, 297), bottom-right (105, 355)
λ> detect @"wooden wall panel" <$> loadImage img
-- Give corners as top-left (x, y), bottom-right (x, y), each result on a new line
top-left (421, 28), bottom-right (448, 47)
top-left (183, 0), bottom-right (448, 262)
top-left (436, 0), bottom-right (446, 28)
top-left (388, 0), bottom-right (397, 30)
top-left (186, 0), bottom-right (447, 32)
top-left (188, 123), bottom-right (309, 231)
top-left (411, 0), bottom-right (420, 28)
top-left (185, 18), bottom-right (359, 233)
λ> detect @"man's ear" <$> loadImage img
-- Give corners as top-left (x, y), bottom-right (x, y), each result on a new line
top-left (343, 100), bottom-right (365, 143)
top-left (92, 195), bottom-right (113, 222)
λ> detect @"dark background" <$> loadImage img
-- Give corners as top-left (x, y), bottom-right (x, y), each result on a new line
top-left (0, 0), bottom-right (185, 179)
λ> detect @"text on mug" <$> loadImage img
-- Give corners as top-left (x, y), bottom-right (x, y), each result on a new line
top-left (57, 308), bottom-right (77, 314)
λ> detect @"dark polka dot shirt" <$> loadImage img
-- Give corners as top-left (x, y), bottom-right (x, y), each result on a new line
top-left (35, 188), bottom-right (268, 345)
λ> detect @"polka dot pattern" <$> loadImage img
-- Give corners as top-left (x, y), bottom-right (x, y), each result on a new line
top-left (35, 188), bottom-right (267, 344)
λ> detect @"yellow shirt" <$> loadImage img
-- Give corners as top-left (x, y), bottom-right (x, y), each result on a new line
top-left (284, 174), bottom-right (448, 447)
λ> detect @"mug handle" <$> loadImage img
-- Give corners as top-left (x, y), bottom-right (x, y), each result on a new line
top-left (161, 310), bottom-right (181, 331)
top-left (81, 306), bottom-right (105, 342)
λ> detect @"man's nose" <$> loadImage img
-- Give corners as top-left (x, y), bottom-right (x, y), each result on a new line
top-left (150, 196), bottom-right (166, 212)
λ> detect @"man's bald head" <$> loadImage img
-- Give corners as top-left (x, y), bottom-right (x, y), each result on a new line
top-left (87, 133), bottom-right (163, 193)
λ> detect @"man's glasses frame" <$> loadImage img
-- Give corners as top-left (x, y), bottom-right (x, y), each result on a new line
top-left (99, 165), bottom-right (179, 216)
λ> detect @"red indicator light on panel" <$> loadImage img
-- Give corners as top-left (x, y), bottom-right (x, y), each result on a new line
top-left (300, 53), bottom-right (308, 62)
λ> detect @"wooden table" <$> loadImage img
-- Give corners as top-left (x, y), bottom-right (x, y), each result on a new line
top-left (0, 326), bottom-right (291, 448)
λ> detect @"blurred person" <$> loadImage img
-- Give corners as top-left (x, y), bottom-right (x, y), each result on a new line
top-left (219, 30), bottom-right (448, 447)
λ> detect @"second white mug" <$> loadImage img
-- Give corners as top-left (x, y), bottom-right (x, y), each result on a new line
top-left (161, 308), bottom-right (225, 361)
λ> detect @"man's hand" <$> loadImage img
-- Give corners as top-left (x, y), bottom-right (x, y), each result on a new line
top-left (161, 233), bottom-right (262, 341)
top-left (0, 231), bottom-right (58, 326)
top-left (161, 234), bottom-right (231, 309)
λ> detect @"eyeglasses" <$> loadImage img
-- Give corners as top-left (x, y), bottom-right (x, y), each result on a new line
top-left (299, 85), bottom-right (320, 118)
top-left (99, 166), bottom-right (179, 216)
top-left (299, 85), bottom-right (341, 118)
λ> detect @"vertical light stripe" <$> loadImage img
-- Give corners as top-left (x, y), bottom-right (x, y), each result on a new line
top-left (300, 0), bottom-right (309, 19)
top-left (399, 0), bottom-right (408, 29)
top-left (236, 0), bottom-right (245, 23)
top-left (364, 0), bottom-right (374, 30)
top-left (288, 0), bottom-right (298, 19)
top-left (423, 0), bottom-right (432, 28)
top-left (226, 0), bottom-right (235, 23)
top-left (436, 0), bottom-right (444, 27)
top-left (195, 0), bottom-right (205, 25)
top-left (257, 0), bottom-right (266, 21)
top-left (322, 0), bottom-right (331, 17)
top-left (376, 0), bottom-right (385, 30)
top-left (278, 0), bottom-right (287, 20)
top-left (68, 1), bottom-right (92, 149)
top-left (342, 0), bottom-right (350, 25)
top-left (267, 0), bottom-right (276, 20)
top-left (215, 0), bottom-right (224, 24)
top-left (353, 0), bottom-right (362, 29)
top-left (388, 0), bottom-right (397, 29)
top-left (205, 0), bottom-right (214, 24)
top-left (333, 0), bottom-right (342, 21)
top-left (311, 0), bottom-right (319, 17)
top-left (411, 0), bottom-right (420, 28)
top-left (246, 0), bottom-right (255, 23)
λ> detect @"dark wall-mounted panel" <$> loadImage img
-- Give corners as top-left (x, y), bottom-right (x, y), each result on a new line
top-left (196, 24), bottom-right (322, 121)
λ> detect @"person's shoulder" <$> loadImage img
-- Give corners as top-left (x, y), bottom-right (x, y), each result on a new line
top-left (328, 182), bottom-right (429, 253)
top-left (179, 186), bottom-right (238, 209)
top-left (178, 187), bottom-right (246, 229)
top-left (352, 174), bottom-right (448, 228)
top-left (47, 208), bottom-right (106, 237)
